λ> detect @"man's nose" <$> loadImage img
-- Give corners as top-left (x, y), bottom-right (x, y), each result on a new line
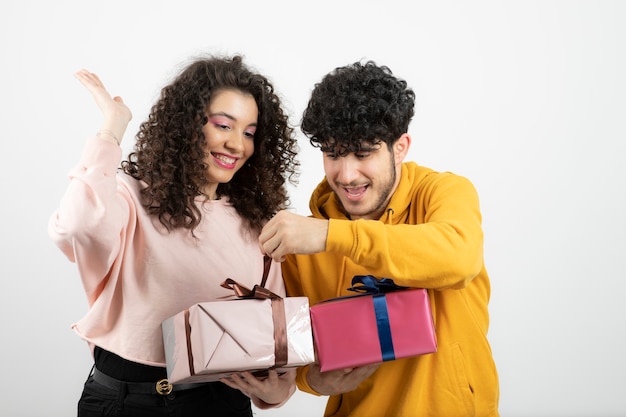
top-left (335, 157), bottom-right (360, 184)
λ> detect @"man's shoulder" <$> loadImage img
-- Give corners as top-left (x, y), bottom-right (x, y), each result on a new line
top-left (403, 162), bottom-right (471, 185)
top-left (400, 163), bottom-right (477, 203)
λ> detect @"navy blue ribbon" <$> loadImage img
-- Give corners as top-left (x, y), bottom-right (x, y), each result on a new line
top-left (348, 275), bottom-right (407, 294)
top-left (372, 294), bottom-right (395, 361)
top-left (348, 276), bottom-right (407, 362)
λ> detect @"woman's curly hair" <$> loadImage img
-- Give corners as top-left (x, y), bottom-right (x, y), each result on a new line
top-left (301, 60), bottom-right (415, 155)
top-left (121, 55), bottom-right (299, 234)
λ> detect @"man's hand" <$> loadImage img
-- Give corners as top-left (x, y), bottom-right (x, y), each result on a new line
top-left (306, 363), bottom-right (380, 395)
top-left (259, 210), bottom-right (329, 262)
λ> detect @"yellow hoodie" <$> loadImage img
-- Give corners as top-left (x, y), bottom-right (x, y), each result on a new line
top-left (282, 162), bottom-right (500, 417)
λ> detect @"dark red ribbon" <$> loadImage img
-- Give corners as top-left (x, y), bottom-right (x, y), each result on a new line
top-left (219, 256), bottom-right (288, 369)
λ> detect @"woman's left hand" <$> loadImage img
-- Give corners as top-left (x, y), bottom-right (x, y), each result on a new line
top-left (220, 368), bottom-right (296, 409)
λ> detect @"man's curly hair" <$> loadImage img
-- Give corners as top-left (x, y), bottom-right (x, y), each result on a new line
top-left (301, 60), bottom-right (415, 156)
top-left (121, 55), bottom-right (299, 234)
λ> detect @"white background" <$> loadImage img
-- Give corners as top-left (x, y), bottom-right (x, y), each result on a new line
top-left (1, 1), bottom-right (624, 416)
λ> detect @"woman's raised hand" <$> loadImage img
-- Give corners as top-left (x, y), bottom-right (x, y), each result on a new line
top-left (74, 69), bottom-right (132, 144)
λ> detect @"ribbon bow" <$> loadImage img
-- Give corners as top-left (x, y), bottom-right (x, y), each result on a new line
top-left (348, 275), bottom-right (407, 294)
top-left (220, 255), bottom-right (280, 299)
top-left (220, 279), bottom-right (280, 300)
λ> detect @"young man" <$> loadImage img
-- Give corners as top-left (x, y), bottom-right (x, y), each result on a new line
top-left (259, 61), bottom-right (500, 417)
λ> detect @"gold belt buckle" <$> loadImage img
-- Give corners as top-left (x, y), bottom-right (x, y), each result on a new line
top-left (156, 378), bottom-right (173, 395)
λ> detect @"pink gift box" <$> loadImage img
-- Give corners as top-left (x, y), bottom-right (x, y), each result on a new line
top-left (310, 286), bottom-right (437, 372)
top-left (162, 296), bottom-right (315, 384)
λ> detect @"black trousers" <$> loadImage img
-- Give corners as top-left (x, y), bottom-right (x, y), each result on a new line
top-left (78, 373), bottom-right (252, 417)
top-left (77, 348), bottom-right (252, 417)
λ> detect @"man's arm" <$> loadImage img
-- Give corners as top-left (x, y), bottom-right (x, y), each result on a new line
top-left (260, 174), bottom-right (484, 289)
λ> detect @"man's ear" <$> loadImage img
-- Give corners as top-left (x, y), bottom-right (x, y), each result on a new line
top-left (394, 133), bottom-right (411, 162)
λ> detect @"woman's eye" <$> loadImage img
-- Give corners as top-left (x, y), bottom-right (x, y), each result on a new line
top-left (215, 123), bottom-right (230, 130)
top-left (209, 116), bottom-right (232, 130)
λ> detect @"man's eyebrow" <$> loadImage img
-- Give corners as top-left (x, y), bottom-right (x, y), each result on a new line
top-left (320, 142), bottom-right (381, 154)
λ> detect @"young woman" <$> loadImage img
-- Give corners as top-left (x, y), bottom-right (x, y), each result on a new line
top-left (49, 55), bottom-right (299, 417)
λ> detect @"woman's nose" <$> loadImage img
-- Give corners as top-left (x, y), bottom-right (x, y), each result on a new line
top-left (225, 132), bottom-right (245, 153)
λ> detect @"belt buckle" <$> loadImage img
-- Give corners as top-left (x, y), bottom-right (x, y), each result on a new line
top-left (156, 378), bottom-right (173, 395)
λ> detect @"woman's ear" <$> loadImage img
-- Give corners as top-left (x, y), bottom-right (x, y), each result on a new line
top-left (394, 133), bottom-right (411, 162)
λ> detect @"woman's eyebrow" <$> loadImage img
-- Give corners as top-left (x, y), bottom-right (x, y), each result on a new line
top-left (209, 112), bottom-right (257, 127)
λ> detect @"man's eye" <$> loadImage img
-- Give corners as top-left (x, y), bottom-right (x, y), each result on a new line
top-left (355, 152), bottom-right (369, 159)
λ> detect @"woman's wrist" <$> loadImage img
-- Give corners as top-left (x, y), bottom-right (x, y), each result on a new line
top-left (251, 391), bottom-right (291, 409)
top-left (96, 129), bottom-right (120, 145)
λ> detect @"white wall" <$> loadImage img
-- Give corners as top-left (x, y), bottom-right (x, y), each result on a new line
top-left (1, 1), bottom-right (624, 416)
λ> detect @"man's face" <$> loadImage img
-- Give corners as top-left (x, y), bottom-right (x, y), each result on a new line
top-left (322, 141), bottom-right (401, 220)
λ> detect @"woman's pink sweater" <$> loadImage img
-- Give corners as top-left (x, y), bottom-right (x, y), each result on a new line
top-left (48, 137), bottom-right (285, 366)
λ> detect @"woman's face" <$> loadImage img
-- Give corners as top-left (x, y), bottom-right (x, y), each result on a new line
top-left (201, 89), bottom-right (258, 199)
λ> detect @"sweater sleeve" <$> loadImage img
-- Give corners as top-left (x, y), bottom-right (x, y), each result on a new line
top-left (325, 174), bottom-right (485, 290)
top-left (293, 364), bottom-right (323, 396)
top-left (48, 137), bottom-right (132, 304)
